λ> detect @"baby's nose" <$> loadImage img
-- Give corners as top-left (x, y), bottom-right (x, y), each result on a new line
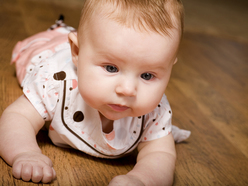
top-left (115, 78), bottom-right (137, 97)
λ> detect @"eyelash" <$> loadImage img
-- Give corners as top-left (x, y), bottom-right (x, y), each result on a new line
top-left (104, 65), bottom-right (119, 73)
top-left (140, 73), bottom-right (154, 81)
top-left (103, 65), bottom-right (155, 81)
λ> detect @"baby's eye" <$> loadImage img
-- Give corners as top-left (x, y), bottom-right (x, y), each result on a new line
top-left (104, 65), bottom-right (118, 73)
top-left (141, 73), bottom-right (154, 80)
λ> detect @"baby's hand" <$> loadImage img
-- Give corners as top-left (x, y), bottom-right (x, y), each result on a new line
top-left (12, 151), bottom-right (56, 183)
top-left (109, 175), bottom-right (145, 186)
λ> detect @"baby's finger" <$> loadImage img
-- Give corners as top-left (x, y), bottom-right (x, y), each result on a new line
top-left (52, 167), bottom-right (56, 179)
top-left (32, 166), bottom-right (43, 183)
top-left (21, 163), bottom-right (32, 182)
top-left (42, 166), bottom-right (56, 183)
top-left (12, 161), bottom-right (22, 179)
top-left (41, 155), bottom-right (54, 167)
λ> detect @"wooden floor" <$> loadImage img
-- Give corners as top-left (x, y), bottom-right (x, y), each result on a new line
top-left (1, 0), bottom-right (248, 185)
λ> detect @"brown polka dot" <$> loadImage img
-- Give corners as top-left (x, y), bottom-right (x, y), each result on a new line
top-left (65, 106), bottom-right (68, 110)
top-left (73, 111), bottom-right (84, 122)
top-left (69, 87), bottom-right (73, 91)
top-left (158, 104), bottom-right (161, 107)
top-left (133, 131), bottom-right (136, 134)
top-left (53, 71), bottom-right (66, 80)
top-left (153, 119), bottom-right (156, 122)
top-left (169, 110), bottom-right (171, 114)
top-left (43, 85), bottom-right (45, 89)
top-left (138, 116), bottom-right (141, 119)
top-left (162, 127), bottom-right (165, 130)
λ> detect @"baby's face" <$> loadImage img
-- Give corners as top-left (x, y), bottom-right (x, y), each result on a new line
top-left (72, 13), bottom-right (180, 120)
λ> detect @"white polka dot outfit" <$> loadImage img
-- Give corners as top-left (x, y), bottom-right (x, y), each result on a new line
top-left (11, 25), bottom-right (190, 158)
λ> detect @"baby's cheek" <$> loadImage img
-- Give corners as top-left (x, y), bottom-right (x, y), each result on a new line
top-left (138, 84), bottom-right (164, 109)
top-left (136, 96), bottom-right (159, 116)
top-left (79, 87), bottom-right (94, 106)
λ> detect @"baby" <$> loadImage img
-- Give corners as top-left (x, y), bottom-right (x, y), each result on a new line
top-left (0, 0), bottom-right (190, 185)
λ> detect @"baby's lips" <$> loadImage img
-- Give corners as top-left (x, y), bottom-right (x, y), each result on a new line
top-left (108, 104), bottom-right (129, 112)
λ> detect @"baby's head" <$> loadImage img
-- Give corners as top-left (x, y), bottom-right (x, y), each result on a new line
top-left (69, 0), bottom-right (184, 120)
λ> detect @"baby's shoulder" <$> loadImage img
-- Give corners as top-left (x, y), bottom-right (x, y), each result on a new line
top-left (148, 94), bottom-right (171, 115)
top-left (143, 94), bottom-right (172, 126)
top-left (25, 47), bottom-right (75, 82)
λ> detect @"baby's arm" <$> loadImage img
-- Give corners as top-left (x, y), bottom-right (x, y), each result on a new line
top-left (109, 133), bottom-right (176, 186)
top-left (0, 95), bottom-right (56, 183)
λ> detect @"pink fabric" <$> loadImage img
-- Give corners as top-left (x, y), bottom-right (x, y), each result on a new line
top-left (11, 28), bottom-right (70, 84)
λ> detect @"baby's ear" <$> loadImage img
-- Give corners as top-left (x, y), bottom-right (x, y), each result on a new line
top-left (68, 32), bottom-right (79, 66)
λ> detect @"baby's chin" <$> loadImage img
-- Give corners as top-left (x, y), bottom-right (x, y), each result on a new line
top-left (100, 111), bottom-right (142, 121)
top-left (101, 113), bottom-right (127, 121)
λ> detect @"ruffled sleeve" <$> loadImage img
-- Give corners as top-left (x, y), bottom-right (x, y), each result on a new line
top-left (141, 95), bottom-right (172, 142)
top-left (22, 53), bottom-right (66, 121)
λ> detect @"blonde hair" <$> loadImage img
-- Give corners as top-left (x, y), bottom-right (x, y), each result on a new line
top-left (78, 0), bottom-right (184, 37)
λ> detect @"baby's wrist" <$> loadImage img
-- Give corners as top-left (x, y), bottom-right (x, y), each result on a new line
top-left (109, 174), bottom-right (145, 186)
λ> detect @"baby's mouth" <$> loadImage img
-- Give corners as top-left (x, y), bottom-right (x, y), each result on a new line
top-left (108, 104), bottom-right (129, 112)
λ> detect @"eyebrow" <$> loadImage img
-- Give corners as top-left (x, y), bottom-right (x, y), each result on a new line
top-left (95, 50), bottom-right (128, 65)
top-left (94, 48), bottom-right (171, 73)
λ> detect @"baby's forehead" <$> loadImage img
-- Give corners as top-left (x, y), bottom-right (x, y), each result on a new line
top-left (78, 12), bottom-right (181, 59)
top-left (79, 16), bottom-right (181, 45)
top-left (79, 14), bottom-right (180, 66)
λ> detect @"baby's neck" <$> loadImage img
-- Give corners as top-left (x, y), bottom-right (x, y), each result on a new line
top-left (99, 113), bottom-right (114, 133)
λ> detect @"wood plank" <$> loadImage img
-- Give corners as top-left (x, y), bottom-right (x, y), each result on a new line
top-left (1, 0), bottom-right (248, 185)
top-left (166, 81), bottom-right (248, 185)
top-left (170, 33), bottom-right (248, 158)
top-left (179, 33), bottom-right (248, 115)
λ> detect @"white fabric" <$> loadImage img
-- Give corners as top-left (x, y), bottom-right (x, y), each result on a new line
top-left (22, 46), bottom-right (179, 158)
